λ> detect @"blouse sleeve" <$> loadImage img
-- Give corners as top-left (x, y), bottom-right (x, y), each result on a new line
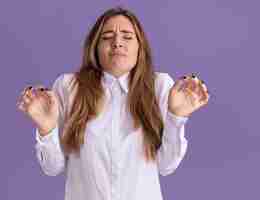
top-left (155, 72), bottom-right (189, 176)
top-left (34, 73), bottom-right (69, 176)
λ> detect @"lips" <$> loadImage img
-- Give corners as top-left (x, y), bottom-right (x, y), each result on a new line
top-left (110, 51), bottom-right (126, 56)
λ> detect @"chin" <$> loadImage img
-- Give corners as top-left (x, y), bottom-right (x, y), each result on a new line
top-left (109, 66), bottom-right (133, 75)
top-left (112, 62), bottom-right (130, 69)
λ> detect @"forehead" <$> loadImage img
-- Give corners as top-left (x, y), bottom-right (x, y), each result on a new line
top-left (102, 15), bottom-right (136, 32)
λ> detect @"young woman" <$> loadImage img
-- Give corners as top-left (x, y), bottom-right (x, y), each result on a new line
top-left (17, 7), bottom-right (209, 200)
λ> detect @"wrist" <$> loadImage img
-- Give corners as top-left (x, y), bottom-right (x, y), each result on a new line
top-left (37, 124), bottom-right (56, 136)
top-left (169, 108), bottom-right (191, 118)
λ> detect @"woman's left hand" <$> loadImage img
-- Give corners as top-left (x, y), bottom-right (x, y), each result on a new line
top-left (168, 74), bottom-right (210, 117)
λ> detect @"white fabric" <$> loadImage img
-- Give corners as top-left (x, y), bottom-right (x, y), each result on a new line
top-left (35, 71), bottom-right (189, 200)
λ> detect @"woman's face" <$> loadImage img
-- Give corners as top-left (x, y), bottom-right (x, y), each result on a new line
top-left (97, 15), bottom-right (139, 77)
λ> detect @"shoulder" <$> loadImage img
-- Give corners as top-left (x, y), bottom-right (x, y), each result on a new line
top-left (52, 73), bottom-right (78, 108)
top-left (53, 72), bottom-right (77, 90)
top-left (154, 71), bottom-right (175, 93)
top-left (154, 72), bottom-right (175, 116)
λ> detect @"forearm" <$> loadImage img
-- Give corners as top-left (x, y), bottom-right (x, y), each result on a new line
top-left (35, 125), bottom-right (66, 176)
top-left (157, 111), bottom-right (188, 176)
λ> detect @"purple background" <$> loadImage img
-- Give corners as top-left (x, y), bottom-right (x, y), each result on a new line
top-left (2, 0), bottom-right (259, 199)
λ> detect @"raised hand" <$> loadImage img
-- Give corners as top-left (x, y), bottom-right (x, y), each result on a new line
top-left (16, 85), bottom-right (59, 136)
top-left (168, 74), bottom-right (210, 117)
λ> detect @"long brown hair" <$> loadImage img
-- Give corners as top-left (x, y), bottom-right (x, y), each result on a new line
top-left (61, 7), bottom-right (164, 162)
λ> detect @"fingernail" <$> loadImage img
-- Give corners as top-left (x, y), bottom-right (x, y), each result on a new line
top-left (28, 86), bottom-right (33, 90)
top-left (191, 73), bottom-right (196, 79)
top-left (182, 76), bottom-right (187, 79)
top-left (201, 80), bottom-right (205, 84)
top-left (40, 88), bottom-right (44, 91)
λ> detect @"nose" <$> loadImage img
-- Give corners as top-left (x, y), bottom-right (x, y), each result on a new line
top-left (112, 36), bottom-right (123, 49)
top-left (112, 42), bottom-right (123, 48)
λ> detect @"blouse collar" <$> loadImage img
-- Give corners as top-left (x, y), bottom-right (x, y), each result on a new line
top-left (102, 70), bottom-right (130, 93)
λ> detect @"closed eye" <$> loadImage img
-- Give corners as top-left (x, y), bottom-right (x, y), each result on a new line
top-left (101, 35), bottom-right (113, 40)
top-left (123, 36), bottom-right (133, 40)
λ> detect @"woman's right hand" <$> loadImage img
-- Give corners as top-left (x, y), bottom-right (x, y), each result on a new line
top-left (17, 85), bottom-right (60, 136)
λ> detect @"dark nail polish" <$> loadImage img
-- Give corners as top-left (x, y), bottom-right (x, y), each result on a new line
top-left (201, 80), bottom-right (205, 84)
top-left (182, 76), bottom-right (187, 79)
top-left (28, 86), bottom-right (33, 90)
top-left (40, 88), bottom-right (44, 91)
top-left (191, 74), bottom-right (196, 78)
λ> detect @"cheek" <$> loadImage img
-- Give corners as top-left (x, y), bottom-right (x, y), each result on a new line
top-left (129, 44), bottom-right (139, 60)
top-left (98, 45), bottom-right (109, 62)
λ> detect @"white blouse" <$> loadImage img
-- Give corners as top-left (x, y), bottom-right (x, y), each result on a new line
top-left (35, 71), bottom-right (189, 200)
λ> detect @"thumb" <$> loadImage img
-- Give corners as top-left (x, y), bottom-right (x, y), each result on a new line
top-left (45, 90), bottom-right (60, 107)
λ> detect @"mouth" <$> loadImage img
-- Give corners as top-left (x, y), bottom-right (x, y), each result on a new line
top-left (110, 52), bottom-right (126, 57)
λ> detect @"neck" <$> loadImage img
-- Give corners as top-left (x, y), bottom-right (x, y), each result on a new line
top-left (104, 69), bottom-right (130, 78)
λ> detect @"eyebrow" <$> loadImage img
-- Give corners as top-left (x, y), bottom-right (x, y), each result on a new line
top-left (101, 30), bottom-right (135, 35)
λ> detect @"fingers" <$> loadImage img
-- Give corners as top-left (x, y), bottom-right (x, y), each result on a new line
top-left (183, 87), bottom-right (197, 107)
top-left (200, 90), bottom-right (210, 105)
top-left (178, 73), bottom-right (210, 105)
top-left (175, 75), bottom-right (195, 92)
top-left (173, 77), bottom-right (186, 92)
top-left (34, 85), bottom-right (52, 106)
top-left (17, 99), bottom-right (27, 112)
top-left (197, 79), bottom-right (210, 104)
top-left (18, 86), bottom-right (32, 102)
top-left (17, 85), bottom-right (51, 112)
top-left (17, 86), bottom-right (33, 111)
